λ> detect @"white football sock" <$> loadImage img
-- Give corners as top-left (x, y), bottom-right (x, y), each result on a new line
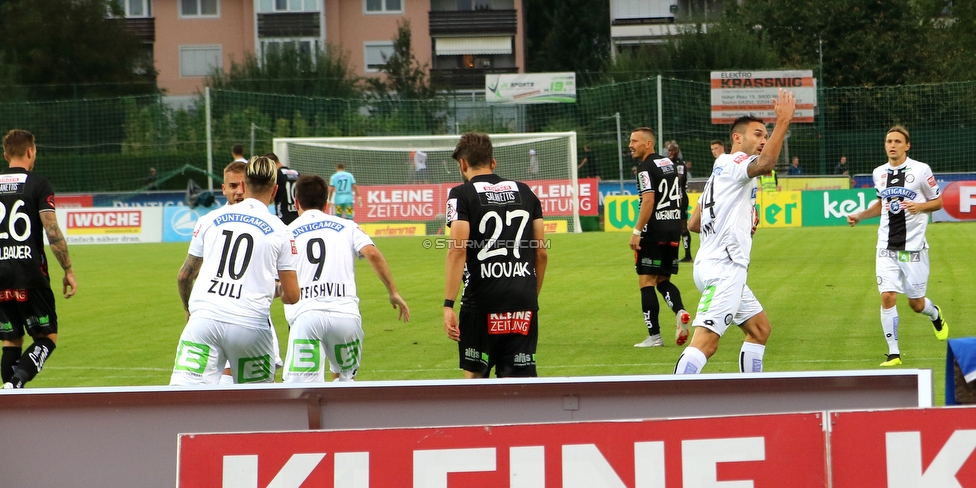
top-left (920, 298), bottom-right (939, 321)
top-left (219, 374), bottom-right (234, 385)
top-left (674, 347), bottom-right (707, 375)
top-left (881, 306), bottom-right (900, 355)
top-left (739, 342), bottom-right (766, 373)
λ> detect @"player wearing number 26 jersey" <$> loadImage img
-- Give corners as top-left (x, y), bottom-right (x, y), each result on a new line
top-left (171, 156), bottom-right (300, 386)
top-left (444, 132), bottom-right (547, 378)
top-left (283, 175), bottom-right (408, 383)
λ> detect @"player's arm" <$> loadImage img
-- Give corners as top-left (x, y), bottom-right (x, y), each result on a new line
top-left (277, 270), bottom-right (300, 304)
top-left (904, 195), bottom-right (943, 215)
top-left (361, 244), bottom-right (409, 322)
top-left (444, 219), bottom-right (469, 342)
top-left (848, 198), bottom-right (883, 226)
top-left (688, 203), bottom-right (701, 233)
top-left (747, 89), bottom-right (796, 178)
top-left (532, 218), bottom-right (547, 295)
top-left (628, 187), bottom-right (655, 251)
top-left (352, 183), bottom-right (361, 203)
top-left (40, 211), bottom-right (76, 298)
top-left (328, 185), bottom-right (336, 203)
top-left (177, 254), bottom-right (203, 321)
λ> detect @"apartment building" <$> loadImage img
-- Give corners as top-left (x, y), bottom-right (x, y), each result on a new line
top-left (609, 0), bottom-right (732, 59)
top-left (118, 0), bottom-right (525, 96)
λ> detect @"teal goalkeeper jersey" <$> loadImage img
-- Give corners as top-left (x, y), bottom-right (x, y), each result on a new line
top-left (329, 171), bottom-right (356, 203)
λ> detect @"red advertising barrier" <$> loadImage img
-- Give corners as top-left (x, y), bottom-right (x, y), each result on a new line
top-left (354, 178), bottom-right (598, 223)
top-left (56, 194), bottom-right (93, 208)
top-left (831, 407), bottom-right (976, 487)
top-left (940, 181), bottom-right (976, 220)
top-left (178, 413), bottom-right (826, 488)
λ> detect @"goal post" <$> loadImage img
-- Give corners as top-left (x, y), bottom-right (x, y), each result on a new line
top-left (272, 132), bottom-right (592, 234)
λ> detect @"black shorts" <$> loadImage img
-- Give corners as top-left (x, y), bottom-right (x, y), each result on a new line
top-left (0, 288), bottom-right (58, 340)
top-left (680, 192), bottom-right (689, 220)
top-left (635, 241), bottom-right (680, 276)
top-left (457, 309), bottom-right (538, 378)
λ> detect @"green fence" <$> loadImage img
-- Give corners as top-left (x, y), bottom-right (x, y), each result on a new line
top-left (2, 78), bottom-right (975, 193)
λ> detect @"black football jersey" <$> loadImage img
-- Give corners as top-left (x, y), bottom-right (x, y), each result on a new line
top-left (446, 174), bottom-right (544, 314)
top-left (275, 167), bottom-right (300, 224)
top-left (635, 153), bottom-right (682, 243)
top-left (0, 168), bottom-right (54, 289)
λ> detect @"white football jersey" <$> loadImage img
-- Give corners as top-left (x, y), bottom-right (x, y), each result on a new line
top-left (696, 151), bottom-right (759, 268)
top-left (871, 157), bottom-right (941, 251)
top-left (284, 209), bottom-right (375, 323)
top-left (188, 198), bottom-right (299, 328)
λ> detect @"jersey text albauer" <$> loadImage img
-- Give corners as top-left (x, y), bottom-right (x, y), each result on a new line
top-left (635, 153), bottom-right (682, 243)
top-left (188, 198), bottom-right (299, 328)
top-left (446, 174), bottom-right (543, 314)
top-left (697, 151), bottom-right (759, 267)
top-left (872, 157), bottom-right (940, 251)
top-left (0, 168), bottom-right (55, 289)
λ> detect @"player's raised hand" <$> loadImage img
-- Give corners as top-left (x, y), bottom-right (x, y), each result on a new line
top-left (390, 292), bottom-right (410, 322)
top-left (443, 307), bottom-right (460, 341)
top-left (772, 88), bottom-right (796, 121)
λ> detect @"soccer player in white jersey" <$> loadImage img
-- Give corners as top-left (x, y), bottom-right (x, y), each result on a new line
top-left (283, 175), bottom-right (409, 382)
top-left (171, 156), bottom-right (300, 385)
top-left (675, 89), bottom-right (795, 375)
top-left (847, 126), bottom-right (948, 366)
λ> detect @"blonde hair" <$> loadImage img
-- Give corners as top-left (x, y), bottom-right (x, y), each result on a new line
top-left (245, 156), bottom-right (278, 193)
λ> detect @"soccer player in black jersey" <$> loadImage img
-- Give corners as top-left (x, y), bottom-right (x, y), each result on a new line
top-left (667, 142), bottom-right (693, 262)
top-left (628, 128), bottom-right (690, 348)
top-left (443, 132), bottom-right (547, 378)
top-left (267, 152), bottom-right (300, 225)
top-left (0, 130), bottom-right (77, 389)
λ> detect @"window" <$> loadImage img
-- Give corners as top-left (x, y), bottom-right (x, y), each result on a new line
top-left (364, 42), bottom-right (394, 72)
top-left (261, 39), bottom-right (320, 60)
top-left (363, 0), bottom-right (402, 14)
top-left (180, 45), bottom-right (222, 77)
top-left (258, 0), bottom-right (318, 12)
top-left (111, 0), bottom-right (151, 17)
top-left (180, 0), bottom-right (218, 17)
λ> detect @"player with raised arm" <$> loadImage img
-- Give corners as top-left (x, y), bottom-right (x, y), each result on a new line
top-left (171, 156), bottom-right (300, 385)
top-left (847, 126), bottom-right (947, 366)
top-left (329, 163), bottom-right (361, 220)
top-left (0, 130), bottom-right (77, 389)
top-left (444, 132), bottom-right (547, 378)
top-left (628, 128), bottom-right (690, 348)
top-left (674, 89), bottom-right (795, 375)
top-left (283, 175), bottom-right (408, 382)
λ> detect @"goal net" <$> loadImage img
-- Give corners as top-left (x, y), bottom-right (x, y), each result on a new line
top-left (273, 132), bottom-right (592, 235)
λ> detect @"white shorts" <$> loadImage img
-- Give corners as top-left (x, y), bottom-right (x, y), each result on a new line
top-left (876, 248), bottom-right (929, 298)
top-left (692, 259), bottom-right (764, 336)
top-left (283, 311), bottom-right (364, 383)
top-left (223, 318), bottom-right (282, 373)
top-left (170, 317), bottom-right (276, 386)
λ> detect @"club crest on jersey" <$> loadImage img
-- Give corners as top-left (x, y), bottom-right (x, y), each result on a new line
top-left (638, 171), bottom-right (651, 191)
top-left (905, 174), bottom-right (915, 183)
top-left (888, 200), bottom-right (903, 214)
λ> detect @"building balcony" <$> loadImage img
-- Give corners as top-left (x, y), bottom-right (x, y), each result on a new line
top-left (431, 67), bottom-right (519, 90)
top-left (124, 17), bottom-right (155, 43)
top-left (429, 10), bottom-right (517, 36)
top-left (257, 12), bottom-right (321, 38)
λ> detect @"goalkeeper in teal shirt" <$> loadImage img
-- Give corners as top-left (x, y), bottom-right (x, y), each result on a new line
top-left (329, 163), bottom-right (361, 219)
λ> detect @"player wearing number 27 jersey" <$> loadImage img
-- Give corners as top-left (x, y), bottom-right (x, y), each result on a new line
top-left (171, 156), bottom-right (300, 385)
top-left (676, 89), bottom-right (795, 375)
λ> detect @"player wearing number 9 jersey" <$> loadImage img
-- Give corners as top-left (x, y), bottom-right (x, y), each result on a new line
top-left (171, 156), bottom-right (300, 386)
top-left (283, 175), bottom-right (409, 383)
top-left (0, 129), bottom-right (76, 389)
top-left (677, 88), bottom-right (795, 375)
top-left (444, 132), bottom-right (547, 378)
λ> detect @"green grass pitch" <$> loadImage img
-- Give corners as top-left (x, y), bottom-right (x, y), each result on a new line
top-left (36, 222), bottom-right (976, 403)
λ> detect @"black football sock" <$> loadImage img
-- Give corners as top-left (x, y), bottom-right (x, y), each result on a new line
top-left (9, 338), bottom-right (56, 388)
top-left (682, 231), bottom-right (692, 258)
top-left (2, 346), bottom-right (22, 383)
top-left (656, 281), bottom-right (685, 314)
top-left (641, 286), bottom-right (660, 336)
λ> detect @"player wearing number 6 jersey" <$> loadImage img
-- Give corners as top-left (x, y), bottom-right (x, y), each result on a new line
top-left (676, 89), bottom-right (796, 375)
top-left (444, 132), bottom-right (547, 378)
top-left (628, 128), bottom-right (690, 348)
top-left (0, 130), bottom-right (77, 389)
top-left (171, 156), bottom-right (300, 386)
top-left (283, 175), bottom-right (409, 382)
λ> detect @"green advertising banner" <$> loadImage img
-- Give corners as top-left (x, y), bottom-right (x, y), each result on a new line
top-left (801, 189), bottom-right (880, 226)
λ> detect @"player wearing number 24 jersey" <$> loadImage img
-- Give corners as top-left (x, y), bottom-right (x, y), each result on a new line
top-left (444, 132), bottom-right (547, 378)
top-left (171, 156), bottom-right (300, 386)
top-left (677, 88), bottom-right (796, 375)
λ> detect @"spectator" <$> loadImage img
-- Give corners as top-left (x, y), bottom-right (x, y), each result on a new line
top-left (231, 145), bottom-right (246, 163)
top-left (145, 167), bottom-right (158, 190)
top-left (834, 155), bottom-right (850, 175)
top-left (578, 145), bottom-right (599, 179)
top-left (788, 156), bottom-right (803, 175)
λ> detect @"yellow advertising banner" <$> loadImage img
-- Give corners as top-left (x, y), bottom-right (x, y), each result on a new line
top-left (780, 177), bottom-right (851, 191)
top-left (757, 191), bottom-right (802, 228)
top-left (359, 223), bottom-right (427, 237)
top-left (604, 193), bottom-right (702, 232)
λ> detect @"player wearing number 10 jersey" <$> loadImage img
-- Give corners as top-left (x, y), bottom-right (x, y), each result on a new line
top-left (283, 175), bottom-right (409, 383)
top-left (677, 89), bottom-right (795, 375)
top-left (171, 156), bottom-right (300, 385)
top-left (444, 132), bottom-right (547, 378)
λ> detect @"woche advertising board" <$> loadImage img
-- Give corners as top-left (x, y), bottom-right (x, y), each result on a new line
top-left (178, 412), bottom-right (827, 488)
top-left (55, 207), bottom-right (162, 244)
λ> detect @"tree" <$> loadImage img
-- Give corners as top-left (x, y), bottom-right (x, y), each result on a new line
top-left (207, 43), bottom-right (361, 99)
top-left (0, 0), bottom-right (155, 99)
top-left (524, 0), bottom-right (610, 82)
top-left (366, 19), bottom-right (437, 100)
